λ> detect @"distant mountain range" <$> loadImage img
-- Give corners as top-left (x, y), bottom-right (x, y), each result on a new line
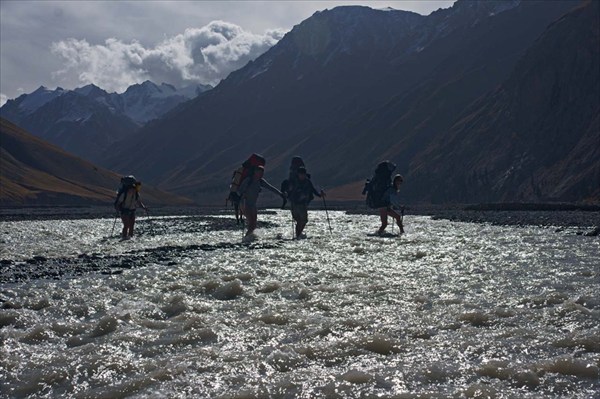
top-left (0, 81), bottom-right (211, 163)
top-left (2, 0), bottom-right (598, 205)
top-left (0, 118), bottom-right (192, 206)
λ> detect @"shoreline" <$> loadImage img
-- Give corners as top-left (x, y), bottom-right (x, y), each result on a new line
top-left (1, 203), bottom-right (599, 232)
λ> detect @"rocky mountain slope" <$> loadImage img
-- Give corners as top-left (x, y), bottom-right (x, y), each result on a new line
top-left (0, 118), bottom-right (192, 206)
top-left (105, 0), bottom-right (594, 204)
top-left (409, 0), bottom-right (599, 203)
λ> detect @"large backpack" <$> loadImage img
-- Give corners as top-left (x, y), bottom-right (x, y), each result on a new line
top-left (115, 175), bottom-right (138, 207)
top-left (281, 156), bottom-right (315, 203)
top-left (228, 153), bottom-right (266, 200)
top-left (364, 161), bottom-right (396, 209)
top-left (281, 156), bottom-right (305, 194)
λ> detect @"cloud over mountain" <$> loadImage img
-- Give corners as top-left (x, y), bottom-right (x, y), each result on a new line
top-left (50, 21), bottom-right (286, 93)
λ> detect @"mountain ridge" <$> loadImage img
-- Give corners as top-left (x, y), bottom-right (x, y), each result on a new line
top-left (0, 81), bottom-right (212, 164)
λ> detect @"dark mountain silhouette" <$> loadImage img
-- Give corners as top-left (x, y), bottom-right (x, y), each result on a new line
top-left (0, 118), bottom-right (192, 206)
top-left (409, 0), bottom-right (600, 203)
top-left (106, 0), bottom-right (590, 204)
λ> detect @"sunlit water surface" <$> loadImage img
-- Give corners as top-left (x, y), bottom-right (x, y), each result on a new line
top-left (1, 211), bottom-right (598, 398)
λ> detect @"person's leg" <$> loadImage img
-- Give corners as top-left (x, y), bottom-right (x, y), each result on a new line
top-left (387, 208), bottom-right (404, 233)
top-left (378, 208), bottom-right (388, 234)
top-left (234, 201), bottom-right (240, 224)
top-left (246, 206), bottom-right (257, 235)
top-left (296, 205), bottom-right (308, 237)
top-left (291, 203), bottom-right (302, 237)
top-left (128, 213), bottom-right (136, 237)
top-left (120, 214), bottom-right (128, 238)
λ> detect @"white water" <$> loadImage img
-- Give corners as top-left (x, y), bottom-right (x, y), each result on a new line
top-left (1, 211), bottom-right (599, 398)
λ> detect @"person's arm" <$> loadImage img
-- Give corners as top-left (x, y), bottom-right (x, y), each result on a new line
top-left (114, 192), bottom-right (124, 210)
top-left (310, 181), bottom-right (324, 198)
top-left (237, 178), bottom-right (250, 197)
top-left (260, 178), bottom-right (283, 197)
top-left (136, 194), bottom-right (147, 210)
top-left (389, 190), bottom-right (402, 209)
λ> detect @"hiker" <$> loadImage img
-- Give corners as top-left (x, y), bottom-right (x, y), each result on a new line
top-left (228, 154), bottom-right (267, 225)
top-left (114, 176), bottom-right (147, 239)
top-left (237, 165), bottom-right (284, 238)
top-left (287, 166), bottom-right (325, 239)
top-left (380, 174), bottom-right (405, 235)
top-left (363, 161), bottom-right (403, 235)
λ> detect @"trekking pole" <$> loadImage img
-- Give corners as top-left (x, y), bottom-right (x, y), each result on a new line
top-left (322, 197), bottom-right (333, 235)
top-left (110, 212), bottom-right (118, 237)
top-left (144, 208), bottom-right (151, 236)
top-left (241, 215), bottom-right (245, 240)
top-left (400, 206), bottom-right (405, 234)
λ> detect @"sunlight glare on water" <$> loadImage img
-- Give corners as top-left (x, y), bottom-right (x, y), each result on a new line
top-left (0, 210), bottom-right (599, 398)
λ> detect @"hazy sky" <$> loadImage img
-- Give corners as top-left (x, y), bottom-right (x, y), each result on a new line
top-left (0, 1), bottom-right (454, 105)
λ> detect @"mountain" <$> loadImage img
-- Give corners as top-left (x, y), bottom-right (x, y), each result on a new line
top-left (0, 81), bottom-right (211, 164)
top-left (1, 90), bottom-right (139, 164)
top-left (409, 0), bottom-right (600, 203)
top-left (115, 81), bottom-right (212, 124)
top-left (0, 118), bottom-right (193, 206)
top-left (107, 0), bottom-right (587, 204)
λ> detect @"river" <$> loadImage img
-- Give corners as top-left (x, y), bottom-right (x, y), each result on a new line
top-left (1, 210), bottom-right (598, 398)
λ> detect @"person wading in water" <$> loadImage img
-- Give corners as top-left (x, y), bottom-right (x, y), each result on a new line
top-left (379, 174), bottom-right (405, 235)
top-left (114, 177), bottom-right (147, 239)
top-left (363, 161), bottom-right (404, 236)
top-left (237, 165), bottom-right (284, 239)
top-left (287, 166), bottom-right (325, 239)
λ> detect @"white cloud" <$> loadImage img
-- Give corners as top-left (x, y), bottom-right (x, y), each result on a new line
top-left (0, 93), bottom-right (8, 107)
top-left (50, 21), bottom-right (286, 93)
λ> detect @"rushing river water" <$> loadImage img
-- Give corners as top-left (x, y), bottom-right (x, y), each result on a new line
top-left (0, 210), bottom-right (598, 398)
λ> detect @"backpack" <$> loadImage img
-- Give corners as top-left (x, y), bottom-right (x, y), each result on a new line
top-left (115, 175), bottom-right (138, 207)
top-left (228, 154), bottom-right (266, 199)
top-left (364, 161), bottom-right (396, 209)
top-left (281, 156), bottom-right (314, 203)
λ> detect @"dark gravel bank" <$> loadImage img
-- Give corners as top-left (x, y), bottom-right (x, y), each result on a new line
top-left (0, 215), bottom-right (280, 285)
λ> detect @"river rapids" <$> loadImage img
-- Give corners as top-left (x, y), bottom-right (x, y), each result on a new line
top-left (1, 210), bottom-right (598, 398)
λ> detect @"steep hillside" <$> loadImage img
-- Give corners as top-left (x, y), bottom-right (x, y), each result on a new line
top-left (0, 118), bottom-right (192, 206)
top-left (409, 0), bottom-right (600, 203)
top-left (106, 0), bottom-right (579, 204)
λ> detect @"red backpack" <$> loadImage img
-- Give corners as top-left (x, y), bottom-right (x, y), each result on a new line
top-left (229, 153), bottom-right (266, 195)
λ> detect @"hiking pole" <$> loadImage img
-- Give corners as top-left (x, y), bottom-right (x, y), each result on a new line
top-left (322, 197), bottom-right (333, 235)
top-left (110, 212), bottom-right (118, 237)
top-left (400, 206), bottom-right (405, 234)
top-left (241, 215), bottom-right (245, 240)
top-left (144, 208), bottom-right (151, 236)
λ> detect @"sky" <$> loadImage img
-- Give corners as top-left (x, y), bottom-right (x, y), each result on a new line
top-left (0, 0), bottom-right (454, 106)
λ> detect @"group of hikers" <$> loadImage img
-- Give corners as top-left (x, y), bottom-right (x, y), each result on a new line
top-left (113, 154), bottom-right (405, 240)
